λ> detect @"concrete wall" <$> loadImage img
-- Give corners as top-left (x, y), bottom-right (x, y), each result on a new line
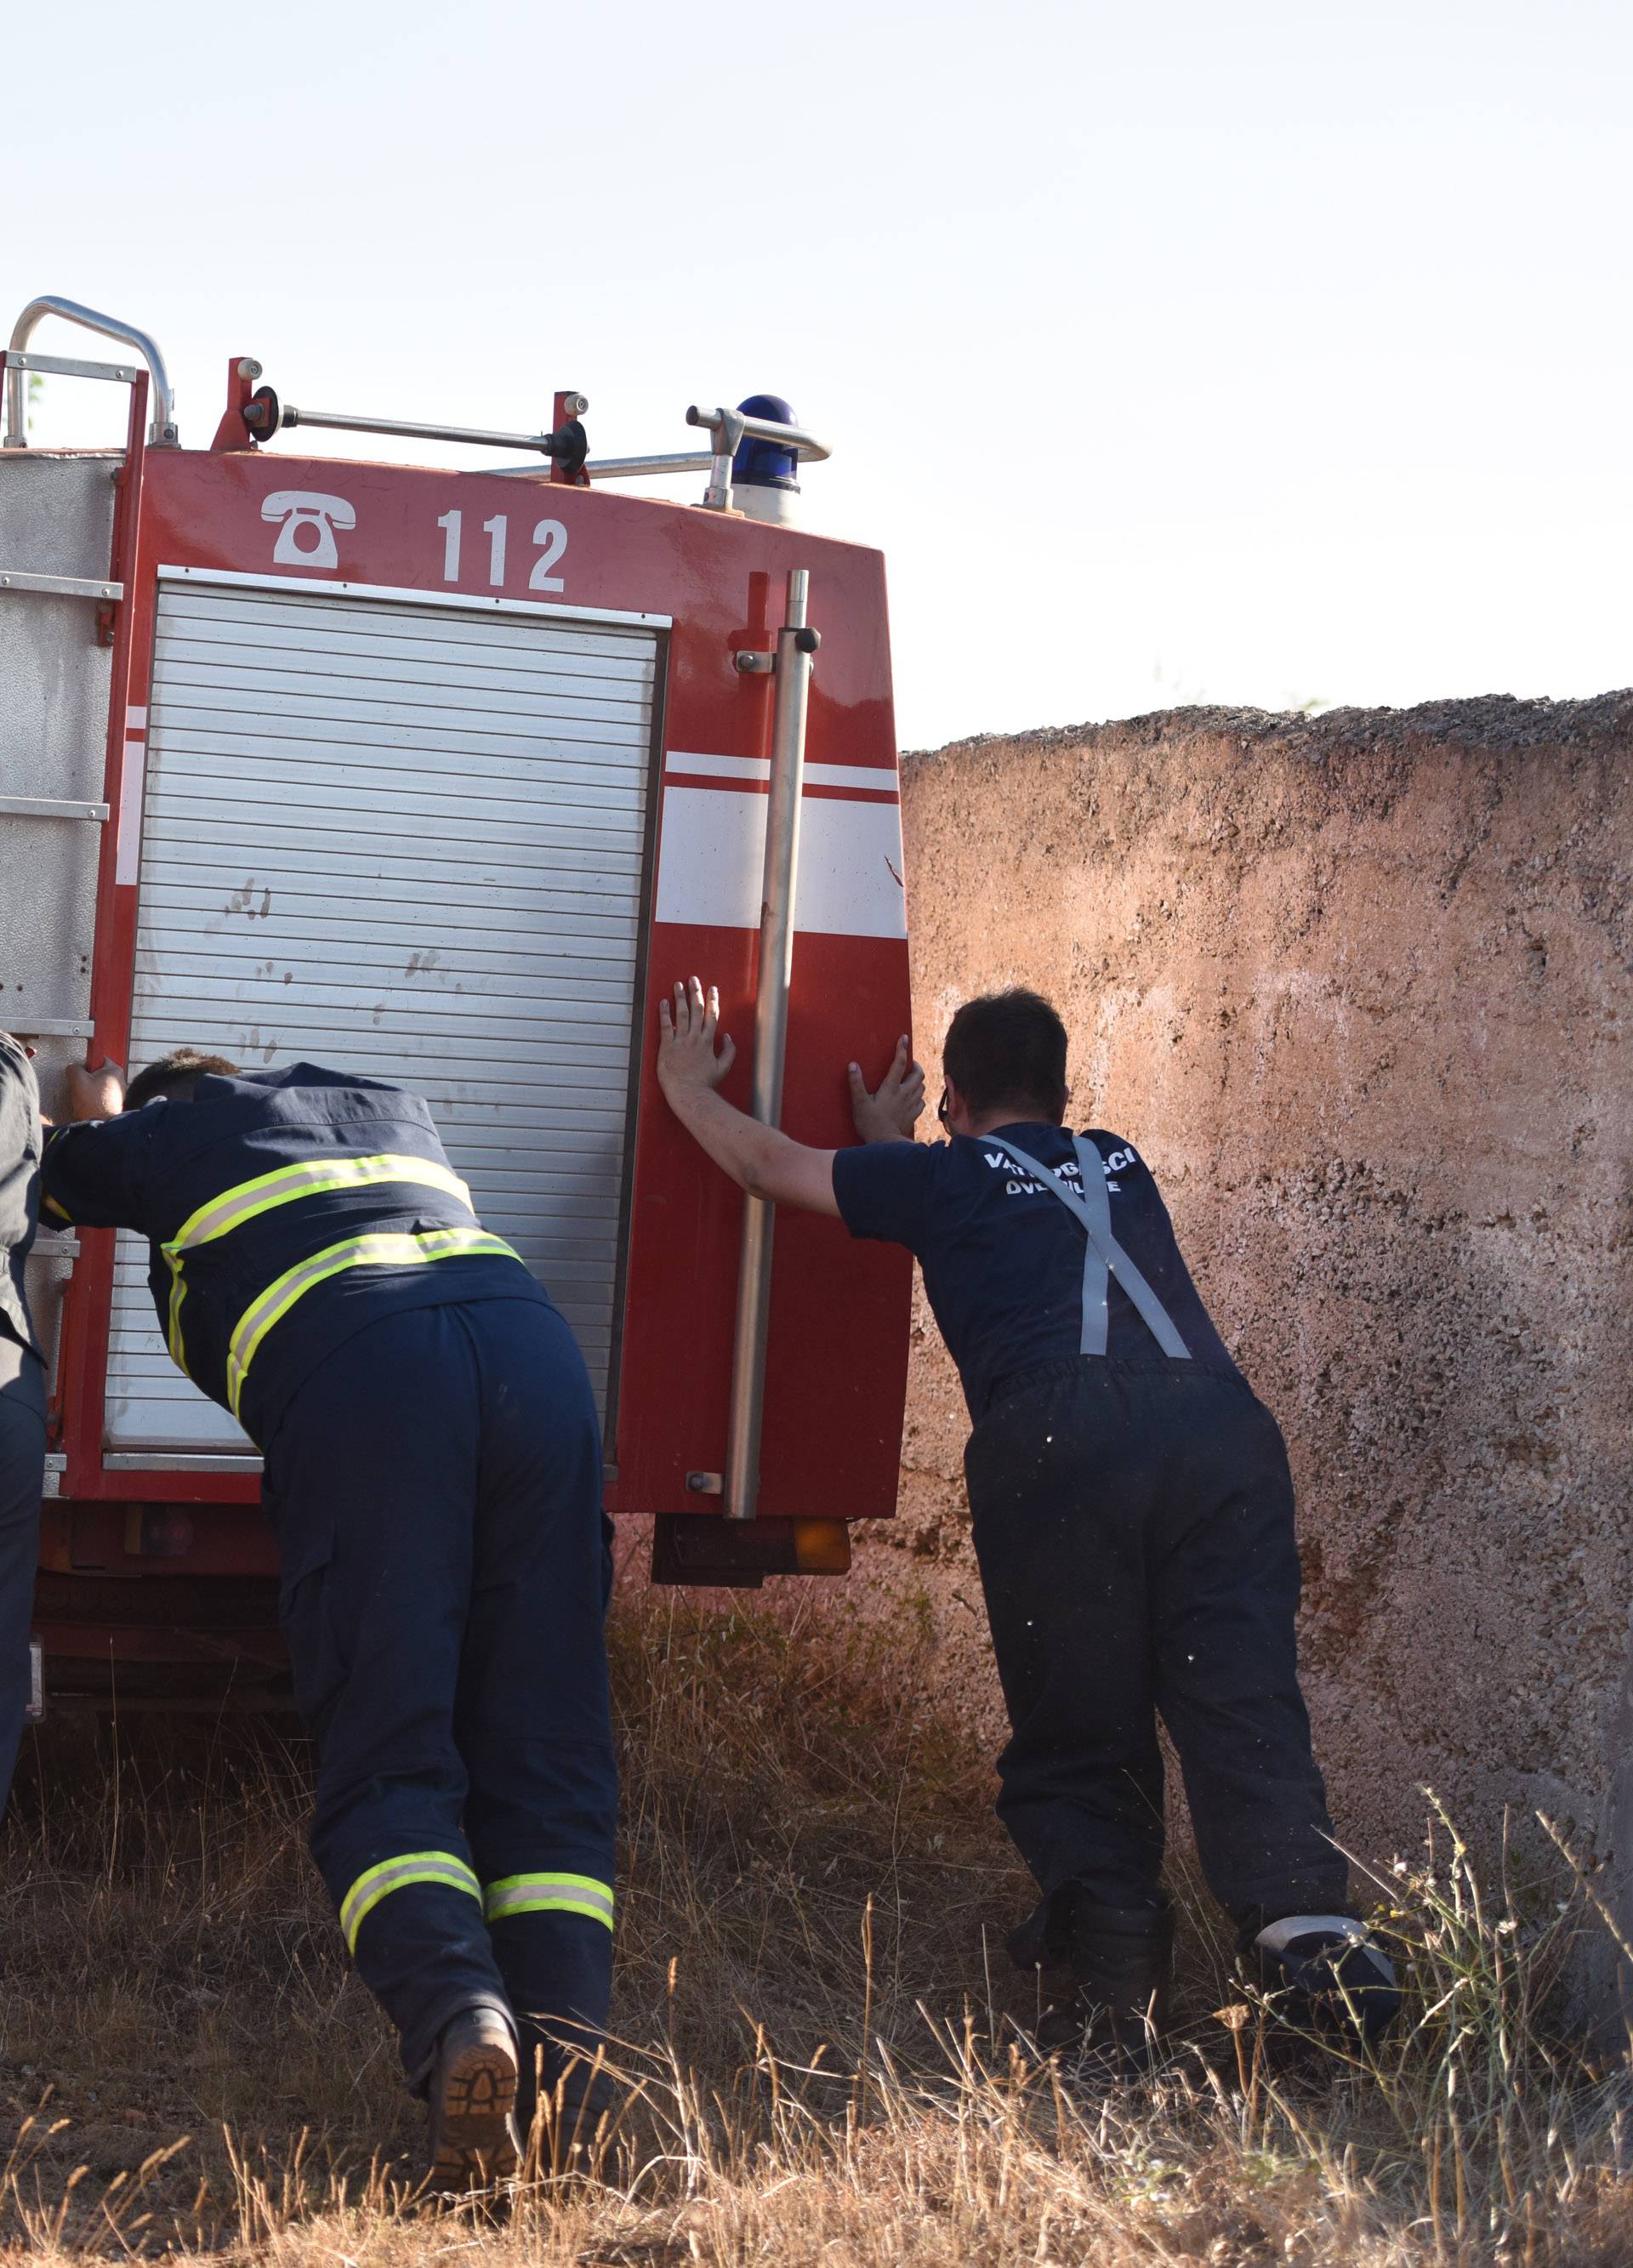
top-left (854, 693), bottom-right (1631, 1982)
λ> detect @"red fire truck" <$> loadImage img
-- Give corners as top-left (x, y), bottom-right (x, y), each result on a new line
top-left (1, 295), bottom-right (913, 1704)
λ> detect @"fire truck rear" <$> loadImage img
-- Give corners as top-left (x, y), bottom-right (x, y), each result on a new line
top-left (0, 296), bottom-right (913, 1705)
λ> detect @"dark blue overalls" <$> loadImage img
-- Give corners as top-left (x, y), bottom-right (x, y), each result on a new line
top-left (43, 1064), bottom-right (617, 2091)
top-left (833, 1124), bottom-right (1350, 1961)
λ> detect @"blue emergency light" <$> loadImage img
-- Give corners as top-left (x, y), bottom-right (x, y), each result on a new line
top-left (731, 395), bottom-right (800, 493)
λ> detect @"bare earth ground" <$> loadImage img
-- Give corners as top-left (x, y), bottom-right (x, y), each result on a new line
top-left (0, 1560), bottom-right (1630, 2265)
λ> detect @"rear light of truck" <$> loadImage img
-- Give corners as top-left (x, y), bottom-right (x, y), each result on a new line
top-left (651, 1514), bottom-right (852, 1588)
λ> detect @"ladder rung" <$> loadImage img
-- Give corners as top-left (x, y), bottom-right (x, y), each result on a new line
top-left (3, 350), bottom-right (140, 384)
top-left (0, 796), bottom-right (109, 821)
top-left (0, 569), bottom-right (122, 601)
top-left (9, 1018), bottom-right (94, 1037)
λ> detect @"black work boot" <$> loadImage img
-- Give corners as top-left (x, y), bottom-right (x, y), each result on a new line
top-left (424, 2006), bottom-right (521, 2191)
top-left (491, 1913), bottom-right (616, 2160)
top-left (1249, 1914), bottom-right (1401, 2048)
top-left (1016, 1891), bottom-right (1175, 2079)
top-left (531, 2051), bottom-right (619, 2169)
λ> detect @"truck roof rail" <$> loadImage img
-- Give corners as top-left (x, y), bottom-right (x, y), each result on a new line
top-left (3, 295), bottom-right (177, 449)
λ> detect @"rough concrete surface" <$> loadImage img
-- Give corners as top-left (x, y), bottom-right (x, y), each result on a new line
top-left (851, 693), bottom-right (1631, 1991)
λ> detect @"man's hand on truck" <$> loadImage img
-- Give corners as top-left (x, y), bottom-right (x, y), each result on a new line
top-left (64, 1060), bottom-right (126, 1123)
top-left (657, 976), bottom-right (923, 1215)
top-left (848, 1037), bottom-right (925, 1142)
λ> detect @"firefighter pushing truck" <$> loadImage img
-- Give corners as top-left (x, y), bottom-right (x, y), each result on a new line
top-left (0, 293), bottom-right (918, 2178)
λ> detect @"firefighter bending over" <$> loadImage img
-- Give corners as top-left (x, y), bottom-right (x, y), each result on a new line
top-left (42, 1052), bottom-right (616, 2185)
top-left (657, 977), bottom-right (1399, 2067)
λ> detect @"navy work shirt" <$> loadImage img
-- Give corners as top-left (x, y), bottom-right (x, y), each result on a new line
top-left (832, 1123), bottom-right (1242, 1419)
top-left (41, 1062), bottom-right (546, 1447)
top-left (0, 1034), bottom-right (43, 1361)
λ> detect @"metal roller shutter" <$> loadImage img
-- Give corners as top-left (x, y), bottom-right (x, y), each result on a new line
top-left (105, 576), bottom-right (659, 1458)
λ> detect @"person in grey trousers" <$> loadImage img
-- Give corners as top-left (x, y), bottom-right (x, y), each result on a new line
top-left (0, 1032), bottom-right (45, 1808)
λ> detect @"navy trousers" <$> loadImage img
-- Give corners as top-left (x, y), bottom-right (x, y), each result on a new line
top-left (0, 1328), bottom-right (44, 1814)
top-left (262, 1296), bottom-right (617, 2087)
top-left (963, 1357), bottom-right (1349, 1938)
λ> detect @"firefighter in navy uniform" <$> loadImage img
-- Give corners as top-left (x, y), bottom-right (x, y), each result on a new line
top-left (42, 1049), bottom-right (617, 2184)
top-left (656, 979), bottom-right (1399, 2066)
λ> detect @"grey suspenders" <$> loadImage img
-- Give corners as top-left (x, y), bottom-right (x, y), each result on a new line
top-left (996, 1136), bottom-right (1192, 1361)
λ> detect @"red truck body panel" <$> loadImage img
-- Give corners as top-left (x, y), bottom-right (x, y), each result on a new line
top-left (18, 423), bottom-right (912, 1686)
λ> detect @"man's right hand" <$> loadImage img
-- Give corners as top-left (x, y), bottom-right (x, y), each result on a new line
top-left (848, 1037), bottom-right (925, 1144)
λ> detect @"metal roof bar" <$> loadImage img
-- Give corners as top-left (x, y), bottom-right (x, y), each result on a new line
top-left (277, 402), bottom-right (578, 458)
top-left (3, 296), bottom-right (175, 447)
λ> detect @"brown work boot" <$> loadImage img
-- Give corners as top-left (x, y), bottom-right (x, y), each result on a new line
top-left (425, 2007), bottom-right (521, 2191)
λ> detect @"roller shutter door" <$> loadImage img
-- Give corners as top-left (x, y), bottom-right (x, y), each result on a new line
top-left (105, 576), bottom-right (657, 1457)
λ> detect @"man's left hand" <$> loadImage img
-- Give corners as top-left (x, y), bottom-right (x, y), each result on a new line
top-left (849, 1037), bottom-right (925, 1144)
top-left (65, 1060), bottom-right (126, 1123)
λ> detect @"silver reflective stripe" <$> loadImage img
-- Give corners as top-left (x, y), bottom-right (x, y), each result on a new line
top-left (483, 1873), bottom-right (615, 1929)
top-left (997, 1136), bottom-right (1192, 1361)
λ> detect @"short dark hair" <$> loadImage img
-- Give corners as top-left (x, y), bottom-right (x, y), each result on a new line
top-left (942, 989), bottom-right (1068, 1123)
top-left (123, 1048), bottom-right (242, 1112)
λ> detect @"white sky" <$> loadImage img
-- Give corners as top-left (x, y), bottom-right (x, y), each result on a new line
top-left (9, 0), bottom-right (1629, 747)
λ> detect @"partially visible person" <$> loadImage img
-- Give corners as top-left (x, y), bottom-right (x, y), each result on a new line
top-left (43, 1049), bottom-right (617, 2187)
top-left (0, 1032), bottom-right (45, 1813)
top-left (655, 976), bottom-right (1400, 2068)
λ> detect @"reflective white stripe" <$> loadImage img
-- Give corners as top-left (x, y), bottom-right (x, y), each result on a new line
top-left (114, 736), bottom-right (146, 886)
top-left (654, 786), bottom-right (908, 938)
top-left (664, 749), bottom-right (899, 794)
top-left (339, 1850), bottom-right (481, 1953)
top-left (225, 1225), bottom-right (522, 1413)
top-left (665, 751), bottom-right (771, 782)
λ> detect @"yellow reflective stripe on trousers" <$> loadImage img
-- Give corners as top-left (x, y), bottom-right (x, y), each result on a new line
top-left (225, 1226), bottom-right (524, 1415)
top-left (168, 1153), bottom-right (474, 1253)
top-left (483, 1873), bottom-right (615, 1930)
top-left (339, 1850), bottom-right (482, 1953)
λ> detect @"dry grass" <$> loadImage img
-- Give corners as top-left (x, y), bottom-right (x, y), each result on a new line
top-left (0, 1565), bottom-right (1629, 2264)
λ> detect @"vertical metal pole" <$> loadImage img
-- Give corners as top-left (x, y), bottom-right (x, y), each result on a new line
top-left (703, 446), bottom-right (736, 511)
top-left (724, 568), bottom-right (816, 1521)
